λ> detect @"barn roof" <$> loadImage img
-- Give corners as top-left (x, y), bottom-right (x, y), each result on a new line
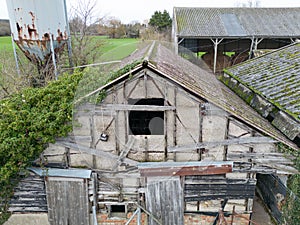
top-left (225, 43), bottom-right (300, 122)
top-left (87, 42), bottom-right (299, 150)
top-left (173, 7), bottom-right (300, 38)
top-left (223, 43), bottom-right (300, 141)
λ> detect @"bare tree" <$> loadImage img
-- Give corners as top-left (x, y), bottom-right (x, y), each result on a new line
top-left (104, 17), bottom-right (126, 38)
top-left (68, 0), bottom-right (104, 67)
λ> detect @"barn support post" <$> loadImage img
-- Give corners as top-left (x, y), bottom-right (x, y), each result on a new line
top-left (211, 38), bottom-right (223, 73)
top-left (249, 37), bottom-right (263, 58)
top-left (49, 33), bottom-right (58, 80)
top-left (11, 34), bottom-right (20, 77)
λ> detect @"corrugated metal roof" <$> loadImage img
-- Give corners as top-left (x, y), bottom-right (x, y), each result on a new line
top-left (174, 7), bottom-right (300, 37)
top-left (225, 43), bottom-right (300, 122)
top-left (29, 167), bottom-right (92, 179)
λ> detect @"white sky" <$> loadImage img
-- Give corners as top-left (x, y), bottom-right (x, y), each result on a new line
top-left (1, 0), bottom-right (300, 23)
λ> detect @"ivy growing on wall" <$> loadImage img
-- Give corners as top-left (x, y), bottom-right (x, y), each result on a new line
top-left (0, 70), bottom-right (83, 222)
top-left (280, 144), bottom-right (300, 225)
top-left (0, 60), bottom-right (141, 223)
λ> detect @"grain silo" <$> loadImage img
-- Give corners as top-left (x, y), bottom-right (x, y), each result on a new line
top-left (6, 0), bottom-right (71, 83)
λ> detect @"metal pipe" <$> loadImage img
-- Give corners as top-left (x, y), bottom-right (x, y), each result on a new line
top-left (125, 208), bottom-right (139, 225)
top-left (92, 206), bottom-right (98, 225)
top-left (63, 0), bottom-right (74, 68)
top-left (11, 34), bottom-right (20, 77)
top-left (49, 34), bottom-right (58, 80)
top-left (137, 208), bottom-right (141, 225)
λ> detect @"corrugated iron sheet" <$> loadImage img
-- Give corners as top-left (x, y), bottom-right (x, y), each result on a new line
top-left (29, 167), bottom-right (92, 179)
top-left (174, 7), bottom-right (300, 37)
top-left (6, 0), bottom-right (68, 62)
top-left (138, 161), bottom-right (233, 176)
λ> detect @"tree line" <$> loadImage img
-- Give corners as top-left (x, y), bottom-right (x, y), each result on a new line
top-left (0, 20), bottom-right (10, 36)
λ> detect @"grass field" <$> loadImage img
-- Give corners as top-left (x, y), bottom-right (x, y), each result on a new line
top-left (98, 37), bottom-right (139, 61)
top-left (0, 36), bottom-right (139, 60)
top-left (0, 36), bottom-right (13, 50)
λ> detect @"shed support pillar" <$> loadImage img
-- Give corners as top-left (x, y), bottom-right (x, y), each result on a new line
top-left (211, 38), bottom-right (223, 73)
top-left (249, 37), bottom-right (263, 58)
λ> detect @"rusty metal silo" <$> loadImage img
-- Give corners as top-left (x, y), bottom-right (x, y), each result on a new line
top-left (6, 0), bottom-right (71, 82)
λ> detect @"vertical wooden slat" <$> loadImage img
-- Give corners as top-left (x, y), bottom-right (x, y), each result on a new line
top-left (89, 115), bottom-right (96, 168)
top-left (172, 87), bottom-right (177, 162)
top-left (146, 177), bottom-right (184, 225)
top-left (164, 80), bottom-right (168, 161)
top-left (46, 178), bottom-right (90, 225)
top-left (223, 117), bottom-right (230, 161)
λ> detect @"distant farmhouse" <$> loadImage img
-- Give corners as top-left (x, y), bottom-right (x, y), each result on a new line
top-left (172, 7), bottom-right (300, 72)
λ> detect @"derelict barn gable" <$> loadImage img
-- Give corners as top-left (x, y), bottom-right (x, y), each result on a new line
top-left (27, 43), bottom-right (297, 225)
top-left (71, 65), bottom-right (277, 168)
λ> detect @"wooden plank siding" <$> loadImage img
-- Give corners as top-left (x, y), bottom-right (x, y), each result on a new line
top-left (184, 175), bottom-right (256, 201)
top-left (9, 174), bottom-right (47, 212)
top-left (256, 174), bottom-right (287, 224)
top-left (146, 177), bottom-right (184, 225)
top-left (46, 177), bottom-right (90, 225)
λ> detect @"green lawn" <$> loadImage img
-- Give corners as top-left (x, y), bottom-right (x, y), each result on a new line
top-left (98, 37), bottom-right (139, 61)
top-left (0, 36), bottom-right (139, 60)
top-left (0, 36), bottom-right (13, 50)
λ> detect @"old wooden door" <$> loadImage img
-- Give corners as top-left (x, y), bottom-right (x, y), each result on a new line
top-left (46, 177), bottom-right (90, 225)
top-left (146, 177), bottom-right (184, 225)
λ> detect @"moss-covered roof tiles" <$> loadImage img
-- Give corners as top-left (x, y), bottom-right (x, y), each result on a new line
top-left (226, 43), bottom-right (300, 122)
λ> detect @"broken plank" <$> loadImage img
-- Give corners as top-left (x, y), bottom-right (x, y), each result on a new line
top-left (100, 104), bottom-right (176, 111)
top-left (55, 141), bottom-right (138, 166)
top-left (168, 137), bottom-right (277, 152)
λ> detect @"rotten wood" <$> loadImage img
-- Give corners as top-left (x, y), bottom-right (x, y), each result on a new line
top-left (113, 138), bottom-right (135, 169)
top-left (139, 164), bottom-right (232, 177)
top-left (223, 118), bottom-right (230, 161)
top-left (100, 104), bottom-right (176, 111)
top-left (55, 141), bottom-right (138, 166)
top-left (168, 137), bottom-right (278, 152)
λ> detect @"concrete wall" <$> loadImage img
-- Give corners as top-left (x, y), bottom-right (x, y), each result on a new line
top-left (4, 214), bottom-right (50, 225)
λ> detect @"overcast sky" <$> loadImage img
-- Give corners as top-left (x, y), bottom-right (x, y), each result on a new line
top-left (1, 0), bottom-right (300, 23)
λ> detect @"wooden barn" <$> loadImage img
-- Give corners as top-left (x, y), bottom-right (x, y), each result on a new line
top-left (172, 7), bottom-right (300, 73)
top-left (6, 42), bottom-right (299, 225)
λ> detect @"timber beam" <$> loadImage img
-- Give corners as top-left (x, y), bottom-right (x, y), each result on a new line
top-left (55, 141), bottom-right (138, 166)
top-left (168, 137), bottom-right (277, 152)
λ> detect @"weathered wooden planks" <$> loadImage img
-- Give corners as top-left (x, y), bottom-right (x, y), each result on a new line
top-left (9, 174), bottom-right (47, 213)
top-left (146, 177), bottom-right (184, 225)
top-left (256, 174), bottom-right (287, 224)
top-left (184, 176), bottom-right (256, 202)
top-left (46, 177), bottom-right (90, 225)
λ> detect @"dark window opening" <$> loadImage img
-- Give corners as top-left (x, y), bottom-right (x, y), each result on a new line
top-left (129, 98), bottom-right (164, 135)
top-left (111, 205), bottom-right (126, 213)
top-left (110, 205), bottom-right (126, 218)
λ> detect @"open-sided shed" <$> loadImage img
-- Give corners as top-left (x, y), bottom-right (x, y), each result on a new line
top-left (173, 7), bottom-right (300, 73)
